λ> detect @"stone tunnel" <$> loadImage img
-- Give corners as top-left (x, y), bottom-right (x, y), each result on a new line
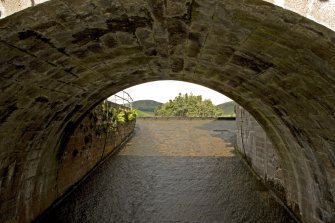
top-left (0, 0), bottom-right (335, 222)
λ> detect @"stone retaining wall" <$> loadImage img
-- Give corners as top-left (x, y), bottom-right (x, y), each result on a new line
top-left (0, 102), bottom-right (135, 223)
top-left (235, 105), bottom-right (293, 217)
top-left (57, 107), bottom-right (136, 195)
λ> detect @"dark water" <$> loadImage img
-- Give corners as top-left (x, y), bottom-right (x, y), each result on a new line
top-left (37, 120), bottom-right (295, 223)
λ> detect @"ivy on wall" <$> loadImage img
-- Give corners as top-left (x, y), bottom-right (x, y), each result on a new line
top-left (95, 100), bottom-right (137, 135)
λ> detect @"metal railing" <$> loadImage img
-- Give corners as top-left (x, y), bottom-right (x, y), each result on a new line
top-left (108, 91), bottom-right (133, 108)
top-left (99, 90), bottom-right (134, 126)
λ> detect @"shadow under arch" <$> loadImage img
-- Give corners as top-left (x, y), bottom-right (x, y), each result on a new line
top-left (0, 0), bottom-right (335, 222)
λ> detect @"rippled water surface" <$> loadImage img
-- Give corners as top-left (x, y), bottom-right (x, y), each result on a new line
top-left (38, 119), bottom-right (295, 223)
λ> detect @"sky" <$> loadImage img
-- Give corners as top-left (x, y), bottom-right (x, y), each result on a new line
top-left (108, 81), bottom-right (232, 105)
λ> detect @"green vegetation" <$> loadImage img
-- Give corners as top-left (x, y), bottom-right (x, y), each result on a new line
top-left (96, 100), bottom-right (137, 134)
top-left (136, 109), bottom-right (153, 117)
top-left (217, 101), bottom-right (236, 117)
top-left (132, 100), bottom-right (163, 113)
top-left (127, 109), bottom-right (137, 121)
top-left (154, 93), bottom-right (224, 117)
top-left (132, 99), bottom-right (236, 118)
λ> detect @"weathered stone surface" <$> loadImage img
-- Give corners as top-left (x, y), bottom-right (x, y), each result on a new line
top-left (57, 104), bottom-right (136, 195)
top-left (0, 1), bottom-right (335, 223)
top-left (2, 0), bottom-right (335, 31)
top-left (236, 105), bottom-right (287, 206)
top-left (0, 100), bottom-right (135, 223)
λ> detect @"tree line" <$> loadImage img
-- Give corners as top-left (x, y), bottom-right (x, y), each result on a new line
top-left (154, 93), bottom-right (224, 117)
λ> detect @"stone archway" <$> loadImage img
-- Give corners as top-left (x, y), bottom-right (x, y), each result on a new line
top-left (0, 1), bottom-right (334, 222)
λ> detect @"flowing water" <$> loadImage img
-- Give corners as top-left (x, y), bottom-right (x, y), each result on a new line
top-left (37, 119), bottom-right (295, 223)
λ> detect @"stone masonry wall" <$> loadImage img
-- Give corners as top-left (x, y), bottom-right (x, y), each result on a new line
top-left (1, 0), bottom-right (335, 31)
top-left (0, 102), bottom-right (135, 223)
top-left (235, 105), bottom-right (288, 210)
top-left (1, 1), bottom-right (335, 222)
top-left (57, 108), bottom-right (136, 195)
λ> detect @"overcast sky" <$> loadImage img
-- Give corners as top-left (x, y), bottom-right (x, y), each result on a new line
top-left (109, 81), bottom-right (232, 105)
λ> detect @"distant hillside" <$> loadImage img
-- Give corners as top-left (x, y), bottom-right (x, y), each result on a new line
top-left (132, 100), bottom-right (163, 113)
top-left (217, 101), bottom-right (236, 117)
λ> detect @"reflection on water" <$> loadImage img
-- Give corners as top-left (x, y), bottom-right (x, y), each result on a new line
top-left (37, 120), bottom-right (295, 223)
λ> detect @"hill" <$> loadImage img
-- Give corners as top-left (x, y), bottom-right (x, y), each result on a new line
top-left (217, 101), bottom-right (236, 117)
top-left (132, 100), bottom-right (163, 113)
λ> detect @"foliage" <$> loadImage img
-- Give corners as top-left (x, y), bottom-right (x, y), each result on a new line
top-left (154, 93), bottom-right (224, 117)
top-left (126, 109), bottom-right (138, 121)
top-left (98, 100), bottom-right (137, 134)
top-left (136, 109), bottom-right (152, 117)
top-left (116, 111), bottom-right (126, 123)
top-left (217, 101), bottom-right (236, 117)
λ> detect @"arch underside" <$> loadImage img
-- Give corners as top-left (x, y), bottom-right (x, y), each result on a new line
top-left (0, 0), bottom-right (335, 222)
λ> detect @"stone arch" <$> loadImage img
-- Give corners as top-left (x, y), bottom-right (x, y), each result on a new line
top-left (0, 2), bottom-right (6, 19)
top-left (0, 0), bottom-right (335, 222)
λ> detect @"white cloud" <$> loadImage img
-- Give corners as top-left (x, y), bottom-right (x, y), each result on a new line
top-left (109, 81), bottom-right (232, 105)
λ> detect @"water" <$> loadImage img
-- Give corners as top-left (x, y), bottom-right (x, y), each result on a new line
top-left (37, 119), bottom-right (295, 223)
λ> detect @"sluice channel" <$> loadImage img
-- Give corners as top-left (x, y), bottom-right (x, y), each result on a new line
top-left (37, 119), bottom-right (295, 223)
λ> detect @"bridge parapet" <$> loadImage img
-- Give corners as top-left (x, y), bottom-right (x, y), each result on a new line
top-left (265, 0), bottom-right (335, 30)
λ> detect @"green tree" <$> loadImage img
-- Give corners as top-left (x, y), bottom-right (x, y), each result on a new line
top-left (154, 93), bottom-right (224, 117)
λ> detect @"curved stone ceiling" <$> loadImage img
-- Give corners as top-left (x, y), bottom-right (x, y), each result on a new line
top-left (1, 0), bottom-right (335, 31)
top-left (0, 0), bottom-right (334, 222)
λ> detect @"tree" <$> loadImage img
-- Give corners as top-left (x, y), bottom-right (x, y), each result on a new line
top-left (154, 93), bottom-right (224, 117)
